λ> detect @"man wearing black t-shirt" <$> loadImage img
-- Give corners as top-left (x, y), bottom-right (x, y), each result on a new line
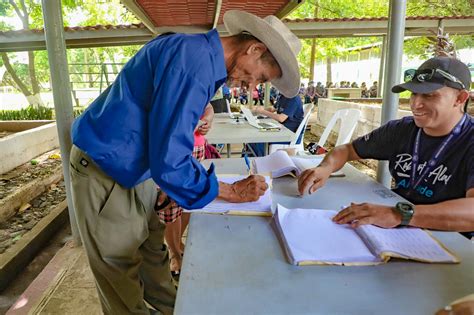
top-left (298, 57), bottom-right (473, 236)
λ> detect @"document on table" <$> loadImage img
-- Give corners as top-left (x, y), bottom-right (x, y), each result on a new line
top-left (252, 151), bottom-right (344, 178)
top-left (274, 204), bottom-right (458, 266)
top-left (187, 175), bottom-right (272, 216)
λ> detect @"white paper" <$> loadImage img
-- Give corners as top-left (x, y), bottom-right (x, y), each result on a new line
top-left (276, 205), bottom-right (379, 264)
top-left (189, 176), bottom-right (272, 214)
top-left (253, 151), bottom-right (297, 177)
top-left (356, 225), bottom-right (456, 262)
top-left (253, 151), bottom-right (344, 178)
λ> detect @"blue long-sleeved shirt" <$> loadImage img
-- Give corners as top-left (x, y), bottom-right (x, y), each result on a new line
top-left (71, 30), bottom-right (226, 209)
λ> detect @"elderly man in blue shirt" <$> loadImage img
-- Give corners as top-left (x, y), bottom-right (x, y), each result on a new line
top-left (69, 10), bottom-right (301, 315)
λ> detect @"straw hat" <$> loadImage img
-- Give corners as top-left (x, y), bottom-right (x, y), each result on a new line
top-left (223, 10), bottom-right (301, 98)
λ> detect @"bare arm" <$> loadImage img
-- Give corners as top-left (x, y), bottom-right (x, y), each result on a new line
top-left (298, 143), bottom-right (361, 195)
top-left (217, 175), bottom-right (268, 203)
top-left (409, 188), bottom-right (474, 231)
top-left (333, 189), bottom-right (474, 231)
top-left (198, 103), bottom-right (214, 135)
top-left (254, 106), bottom-right (288, 123)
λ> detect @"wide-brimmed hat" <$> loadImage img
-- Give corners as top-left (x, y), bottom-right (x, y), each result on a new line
top-left (223, 10), bottom-right (301, 98)
top-left (392, 57), bottom-right (471, 94)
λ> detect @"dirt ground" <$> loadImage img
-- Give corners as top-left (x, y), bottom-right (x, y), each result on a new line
top-left (0, 152), bottom-right (65, 254)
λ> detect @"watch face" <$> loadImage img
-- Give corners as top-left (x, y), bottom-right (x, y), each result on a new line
top-left (399, 203), bottom-right (412, 212)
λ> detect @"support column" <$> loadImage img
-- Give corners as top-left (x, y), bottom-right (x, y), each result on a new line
top-left (264, 82), bottom-right (270, 108)
top-left (377, 35), bottom-right (387, 98)
top-left (376, 0), bottom-right (407, 188)
top-left (41, 0), bottom-right (80, 244)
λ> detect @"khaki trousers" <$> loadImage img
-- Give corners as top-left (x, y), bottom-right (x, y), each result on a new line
top-left (69, 145), bottom-right (176, 315)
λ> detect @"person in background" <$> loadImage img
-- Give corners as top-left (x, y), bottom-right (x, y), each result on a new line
top-left (305, 81), bottom-right (315, 103)
top-left (270, 85), bottom-right (279, 105)
top-left (351, 82), bottom-right (359, 88)
top-left (164, 103), bottom-right (214, 279)
top-left (298, 82), bottom-right (306, 101)
top-left (369, 81), bottom-right (378, 97)
top-left (239, 86), bottom-right (248, 104)
top-left (258, 83), bottom-right (265, 105)
top-left (69, 10), bottom-right (301, 314)
top-left (222, 83), bottom-right (231, 103)
top-left (252, 86), bottom-right (260, 105)
top-left (314, 82), bottom-right (325, 104)
top-left (298, 57), bottom-right (473, 237)
top-left (232, 87), bottom-right (239, 103)
top-left (361, 82), bottom-right (368, 98)
top-left (248, 95), bottom-right (304, 156)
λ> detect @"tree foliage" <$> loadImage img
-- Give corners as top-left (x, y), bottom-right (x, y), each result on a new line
top-left (289, 0), bottom-right (474, 80)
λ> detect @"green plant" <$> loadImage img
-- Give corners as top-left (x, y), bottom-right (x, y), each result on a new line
top-left (0, 106), bottom-right (53, 120)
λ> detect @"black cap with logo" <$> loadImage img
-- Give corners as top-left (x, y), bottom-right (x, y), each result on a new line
top-left (392, 57), bottom-right (471, 94)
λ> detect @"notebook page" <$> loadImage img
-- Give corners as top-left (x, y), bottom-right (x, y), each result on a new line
top-left (291, 156), bottom-right (345, 177)
top-left (253, 151), bottom-right (297, 177)
top-left (356, 225), bottom-right (457, 263)
top-left (276, 205), bottom-right (380, 264)
top-left (189, 176), bottom-right (272, 214)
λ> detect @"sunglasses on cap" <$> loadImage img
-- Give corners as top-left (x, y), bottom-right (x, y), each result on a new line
top-left (404, 68), bottom-right (466, 90)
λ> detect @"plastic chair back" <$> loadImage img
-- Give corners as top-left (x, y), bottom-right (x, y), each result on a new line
top-left (269, 103), bottom-right (314, 154)
top-left (317, 108), bottom-right (361, 148)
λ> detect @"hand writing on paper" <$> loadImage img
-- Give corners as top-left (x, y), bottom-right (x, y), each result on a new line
top-left (332, 202), bottom-right (402, 228)
top-left (219, 175), bottom-right (268, 203)
top-left (297, 166), bottom-right (332, 195)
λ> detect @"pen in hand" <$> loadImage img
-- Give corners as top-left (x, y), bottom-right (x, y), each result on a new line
top-left (244, 153), bottom-right (252, 175)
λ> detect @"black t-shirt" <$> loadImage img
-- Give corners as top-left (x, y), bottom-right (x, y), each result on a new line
top-left (352, 115), bottom-right (474, 205)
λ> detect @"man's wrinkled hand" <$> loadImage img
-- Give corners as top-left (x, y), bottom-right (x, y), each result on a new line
top-left (297, 166), bottom-right (331, 195)
top-left (332, 202), bottom-right (402, 228)
top-left (230, 175), bottom-right (268, 203)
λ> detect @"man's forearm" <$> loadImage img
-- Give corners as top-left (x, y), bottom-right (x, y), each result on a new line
top-left (319, 144), bottom-right (358, 172)
top-left (217, 181), bottom-right (237, 202)
top-left (410, 197), bottom-right (474, 231)
top-left (261, 109), bottom-right (286, 123)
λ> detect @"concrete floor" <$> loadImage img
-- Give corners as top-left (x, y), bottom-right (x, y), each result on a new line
top-left (4, 121), bottom-right (319, 314)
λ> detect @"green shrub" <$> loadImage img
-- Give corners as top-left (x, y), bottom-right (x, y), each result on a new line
top-left (0, 106), bottom-right (53, 120)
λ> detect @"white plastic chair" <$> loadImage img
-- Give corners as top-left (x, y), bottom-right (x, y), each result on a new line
top-left (317, 108), bottom-right (361, 148)
top-left (269, 103), bottom-right (314, 154)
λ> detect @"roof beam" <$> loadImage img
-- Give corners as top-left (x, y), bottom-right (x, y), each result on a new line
top-left (286, 18), bottom-right (474, 38)
top-left (212, 0), bottom-right (223, 29)
top-left (276, 0), bottom-right (305, 19)
top-left (120, 0), bottom-right (157, 34)
top-left (0, 27), bottom-right (153, 52)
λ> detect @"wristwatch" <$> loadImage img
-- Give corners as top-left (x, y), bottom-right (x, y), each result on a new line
top-left (394, 202), bottom-right (415, 226)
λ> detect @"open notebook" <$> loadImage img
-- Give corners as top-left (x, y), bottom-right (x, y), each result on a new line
top-left (252, 150), bottom-right (344, 178)
top-left (274, 205), bottom-right (459, 266)
top-left (185, 175), bottom-right (272, 216)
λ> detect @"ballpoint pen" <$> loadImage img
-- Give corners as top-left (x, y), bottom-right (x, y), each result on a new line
top-left (244, 153), bottom-right (252, 175)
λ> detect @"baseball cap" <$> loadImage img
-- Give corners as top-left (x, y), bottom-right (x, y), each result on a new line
top-left (392, 57), bottom-right (471, 94)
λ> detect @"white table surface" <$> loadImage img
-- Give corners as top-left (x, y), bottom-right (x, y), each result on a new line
top-left (175, 158), bottom-right (474, 315)
top-left (206, 113), bottom-right (295, 144)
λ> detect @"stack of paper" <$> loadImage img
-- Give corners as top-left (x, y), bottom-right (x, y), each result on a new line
top-left (186, 176), bottom-right (272, 216)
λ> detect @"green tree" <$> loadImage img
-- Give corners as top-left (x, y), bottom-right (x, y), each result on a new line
top-left (0, 0), bottom-right (140, 107)
top-left (289, 0), bottom-right (473, 82)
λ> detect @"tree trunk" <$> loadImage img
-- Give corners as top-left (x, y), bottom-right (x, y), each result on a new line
top-left (1, 52), bottom-right (32, 97)
top-left (326, 57), bottom-right (332, 84)
top-left (6, 0), bottom-right (44, 107)
top-left (27, 51), bottom-right (41, 95)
